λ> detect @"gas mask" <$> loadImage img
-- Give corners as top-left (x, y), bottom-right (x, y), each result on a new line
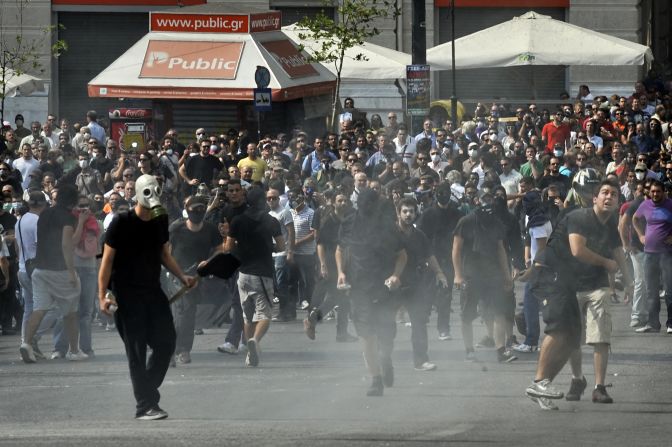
top-left (135, 174), bottom-right (167, 219)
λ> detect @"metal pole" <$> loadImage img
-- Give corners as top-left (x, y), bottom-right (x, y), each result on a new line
top-left (450, 0), bottom-right (458, 131)
top-left (411, 0), bottom-right (426, 135)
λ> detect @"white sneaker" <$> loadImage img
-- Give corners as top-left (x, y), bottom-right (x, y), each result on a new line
top-left (529, 395), bottom-right (559, 410)
top-left (50, 351), bottom-right (65, 360)
top-left (105, 323), bottom-right (116, 331)
top-left (300, 300), bottom-right (310, 310)
top-left (66, 351), bottom-right (89, 361)
top-left (667, 327), bottom-right (672, 334)
top-left (19, 343), bottom-right (37, 364)
top-left (512, 343), bottom-right (537, 353)
top-left (217, 342), bottom-right (238, 355)
top-left (438, 332), bottom-right (452, 341)
top-left (414, 361), bottom-right (437, 371)
top-left (465, 351), bottom-right (477, 362)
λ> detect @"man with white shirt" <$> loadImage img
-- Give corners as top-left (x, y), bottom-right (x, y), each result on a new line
top-left (19, 122), bottom-right (49, 150)
top-left (499, 157), bottom-right (523, 199)
top-left (13, 143), bottom-right (41, 190)
top-left (393, 127), bottom-right (416, 168)
top-left (414, 119), bottom-right (436, 147)
top-left (41, 123), bottom-right (58, 149)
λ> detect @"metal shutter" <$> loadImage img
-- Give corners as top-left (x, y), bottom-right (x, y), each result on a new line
top-left (436, 7), bottom-right (566, 102)
top-left (57, 12), bottom-right (151, 123)
top-left (171, 101), bottom-right (242, 139)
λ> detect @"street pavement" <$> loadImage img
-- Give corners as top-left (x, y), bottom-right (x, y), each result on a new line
top-left (0, 291), bottom-right (671, 447)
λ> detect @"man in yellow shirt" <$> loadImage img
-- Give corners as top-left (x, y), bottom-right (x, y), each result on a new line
top-left (237, 143), bottom-right (268, 183)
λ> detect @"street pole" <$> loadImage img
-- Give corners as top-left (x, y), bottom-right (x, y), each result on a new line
top-left (450, 0), bottom-right (458, 131)
top-left (411, 0), bottom-right (426, 135)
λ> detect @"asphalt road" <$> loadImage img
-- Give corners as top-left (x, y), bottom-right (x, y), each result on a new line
top-left (1, 291), bottom-right (671, 447)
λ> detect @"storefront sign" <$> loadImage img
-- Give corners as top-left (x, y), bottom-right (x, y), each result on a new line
top-left (406, 64), bottom-right (431, 116)
top-left (261, 40), bottom-right (317, 79)
top-left (149, 11), bottom-right (281, 33)
top-left (108, 108), bottom-right (153, 119)
top-left (140, 41), bottom-right (244, 80)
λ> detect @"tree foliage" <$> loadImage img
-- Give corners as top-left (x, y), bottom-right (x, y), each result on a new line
top-left (0, 0), bottom-right (67, 120)
top-left (297, 0), bottom-right (400, 129)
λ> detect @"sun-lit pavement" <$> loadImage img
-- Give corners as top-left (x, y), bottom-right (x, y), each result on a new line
top-left (1, 291), bottom-right (671, 446)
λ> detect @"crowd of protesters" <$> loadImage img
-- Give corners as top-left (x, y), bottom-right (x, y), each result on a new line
top-left (1, 77), bottom-right (672, 409)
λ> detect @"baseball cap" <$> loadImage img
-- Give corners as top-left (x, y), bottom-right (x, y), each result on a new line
top-left (468, 142), bottom-right (479, 149)
top-left (15, 114), bottom-right (24, 122)
top-left (635, 162), bottom-right (647, 172)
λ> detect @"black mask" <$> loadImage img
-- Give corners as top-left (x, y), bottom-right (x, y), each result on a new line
top-left (187, 209), bottom-right (206, 224)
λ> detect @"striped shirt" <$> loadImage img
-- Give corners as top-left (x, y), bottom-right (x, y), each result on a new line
top-left (291, 206), bottom-right (316, 255)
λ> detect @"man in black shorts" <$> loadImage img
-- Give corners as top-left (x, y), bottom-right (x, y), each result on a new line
top-left (452, 192), bottom-right (515, 363)
top-left (525, 180), bottom-right (632, 410)
top-left (98, 174), bottom-right (196, 420)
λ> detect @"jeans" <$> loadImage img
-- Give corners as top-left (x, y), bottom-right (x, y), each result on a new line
top-left (290, 253), bottom-right (316, 305)
top-left (644, 251), bottom-right (672, 330)
top-left (523, 281), bottom-right (540, 346)
top-left (18, 270), bottom-right (57, 344)
top-left (435, 259), bottom-right (454, 334)
top-left (224, 272), bottom-right (244, 347)
top-left (274, 255), bottom-right (293, 318)
top-left (406, 283), bottom-right (433, 367)
top-left (171, 286), bottom-right (201, 354)
top-left (629, 250), bottom-right (648, 323)
top-left (53, 266), bottom-right (97, 354)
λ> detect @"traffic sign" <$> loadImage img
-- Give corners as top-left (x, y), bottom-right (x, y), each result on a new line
top-left (254, 66), bottom-right (271, 89)
top-left (253, 88), bottom-right (272, 112)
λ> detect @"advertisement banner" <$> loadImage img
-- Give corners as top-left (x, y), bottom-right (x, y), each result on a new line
top-left (249, 12), bottom-right (282, 33)
top-left (261, 40), bottom-right (317, 79)
top-left (406, 64), bottom-right (431, 117)
top-left (140, 41), bottom-right (244, 80)
top-left (150, 13), bottom-right (250, 33)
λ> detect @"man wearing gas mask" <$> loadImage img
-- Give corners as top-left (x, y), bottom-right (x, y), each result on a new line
top-left (168, 195), bottom-right (222, 366)
top-left (98, 174), bottom-right (196, 420)
top-left (336, 188), bottom-right (406, 396)
top-left (452, 191), bottom-right (516, 363)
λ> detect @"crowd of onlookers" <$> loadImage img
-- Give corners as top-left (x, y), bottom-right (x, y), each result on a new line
top-left (1, 75), bottom-right (671, 368)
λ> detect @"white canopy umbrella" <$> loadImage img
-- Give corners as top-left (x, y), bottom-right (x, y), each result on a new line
top-left (282, 23), bottom-right (412, 80)
top-left (1, 69), bottom-right (45, 97)
top-left (427, 11), bottom-right (653, 70)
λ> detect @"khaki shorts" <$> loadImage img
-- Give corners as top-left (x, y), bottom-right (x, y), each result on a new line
top-left (238, 273), bottom-right (273, 323)
top-left (32, 269), bottom-right (81, 316)
top-left (577, 287), bottom-right (612, 345)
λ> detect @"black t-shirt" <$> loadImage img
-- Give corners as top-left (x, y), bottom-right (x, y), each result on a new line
top-left (453, 212), bottom-right (504, 279)
top-left (313, 207), bottom-right (353, 252)
top-left (185, 154), bottom-right (223, 185)
top-left (399, 226), bottom-right (431, 286)
top-left (417, 204), bottom-right (463, 261)
top-left (90, 157), bottom-right (114, 177)
top-left (105, 211), bottom-right (169, 291)
top-left (229, 212), bottom-right (282, 277)
top-left (338, 207), bottom-right (404, 284)
top-left (538, 207), bottom-right (620, 291)
top-left (35, 206), bottom-right (76, 271)
top-left (169, 219), bottom-right (222, 271)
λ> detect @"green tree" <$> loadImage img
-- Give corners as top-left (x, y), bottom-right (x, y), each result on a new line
top-left (297, 0), bottom-right (400, 129)
top-left (0, 0), bottom-right (67, 121)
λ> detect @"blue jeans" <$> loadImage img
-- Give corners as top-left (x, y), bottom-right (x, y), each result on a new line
top-left (54, 266), bottom-right (97, 354)
top-left (644, 252), bottom-right (672, 330)
top-left (523, 281), bottom-right (540, 346)
top-left (19, 270), bottom-right (57, 344)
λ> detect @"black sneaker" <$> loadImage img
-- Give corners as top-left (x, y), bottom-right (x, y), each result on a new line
top-left (136, 407), bottom-right (168, 421)
top-left (381, 358), bottom-right (394, 388)
top-left (592, 385), bottom-right (613, 404)
top-left (565, 376), bottom-right (587, 401)
top-left (497, 348), bottom-right (518, 363)
top-left (367, 376), bottom-right (383, 396)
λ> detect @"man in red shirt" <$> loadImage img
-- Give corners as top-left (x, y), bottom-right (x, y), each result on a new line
top-left (541, 110), bottom-right (570, 154)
